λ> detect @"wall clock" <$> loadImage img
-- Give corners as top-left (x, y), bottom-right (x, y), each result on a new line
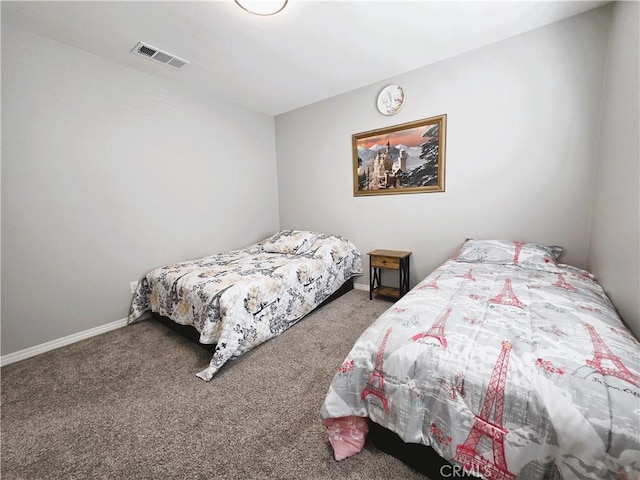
top-left (376, 84), bottom-right (405, 115)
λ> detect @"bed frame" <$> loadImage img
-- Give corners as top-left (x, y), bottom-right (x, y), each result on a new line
top-left (369, 422), bottom-right (477, 479)
top-left (153, 278), bottom-right (354, 353)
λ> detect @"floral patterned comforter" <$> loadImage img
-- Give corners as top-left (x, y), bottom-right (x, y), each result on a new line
top-left (321, 253), bottom-right (640, 479)
top-left (129, 232), bottom-right (362, 380)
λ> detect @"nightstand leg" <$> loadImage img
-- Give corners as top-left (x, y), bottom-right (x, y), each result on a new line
top-left (400, 258), bottom-right (410, 297)
top-left (370, 263), bottom-right (374, 300)
top-left (370, 267), bottom-right (381, 300)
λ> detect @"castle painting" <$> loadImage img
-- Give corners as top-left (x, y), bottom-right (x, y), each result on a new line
top-left (352, 114), bottom-right (446, 196)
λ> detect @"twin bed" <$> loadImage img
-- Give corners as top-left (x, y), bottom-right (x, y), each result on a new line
top-left (129, 234), bottom-right (639, 479)
top-left (128, 230), bottom-right (362, 380)
top-left (321, 239), bottom-right (640, 480)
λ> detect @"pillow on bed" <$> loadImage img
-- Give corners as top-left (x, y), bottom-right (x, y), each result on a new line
top-left (262, 230), bottom-right (318, 255)
top-left (456, 239), bottom-right (563, 272)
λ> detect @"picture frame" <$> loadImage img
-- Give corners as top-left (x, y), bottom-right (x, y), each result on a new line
top-left (353, 114), bottom-right (446, 196)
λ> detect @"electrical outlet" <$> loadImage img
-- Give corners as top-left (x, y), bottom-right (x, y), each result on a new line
top-left (130, 281), bottom-right (139, 294)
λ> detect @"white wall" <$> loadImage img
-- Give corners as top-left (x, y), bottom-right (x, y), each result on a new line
top-left (3, 3), bottom-right (636, 358)
top-left (275, 6), bottom-right (611, 290)
top-left (587, 1), bottom-right (640, 338)
top-left (1, 26), bottom-right (280, 355)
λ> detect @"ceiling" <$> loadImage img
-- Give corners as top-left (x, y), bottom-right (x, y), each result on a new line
top-left (2, 0), bottom-right (610, 116)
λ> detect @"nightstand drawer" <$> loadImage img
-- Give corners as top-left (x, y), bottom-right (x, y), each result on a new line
top-left (371, 256), bottom-right (400, 269)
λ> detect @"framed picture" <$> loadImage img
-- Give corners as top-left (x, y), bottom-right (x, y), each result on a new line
top-left (353, 114), bottom-right (446, 196)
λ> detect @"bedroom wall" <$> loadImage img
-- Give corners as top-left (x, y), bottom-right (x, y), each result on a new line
top-left (587, 0), bottom-right (640, 338)
top-left (1, 26), bottom-right (280, 355)
top-left (275, 6), bottom-right (611, 291)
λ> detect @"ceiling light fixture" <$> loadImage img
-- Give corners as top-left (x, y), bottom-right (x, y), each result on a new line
top-left (234, 0), bottom-right (288, 16)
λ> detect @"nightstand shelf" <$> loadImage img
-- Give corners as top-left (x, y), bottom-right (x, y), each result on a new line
top-left (368, 249), bottom-right (412, 300)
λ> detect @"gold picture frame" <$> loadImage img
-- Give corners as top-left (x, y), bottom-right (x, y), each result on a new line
top-left (353, 114), bottom-right (446, 196)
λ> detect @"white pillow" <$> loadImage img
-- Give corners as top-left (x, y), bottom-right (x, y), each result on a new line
top-left (456, 239), bottom-right (563, 272)
top-left (262, 230), bottom-right (318, 255)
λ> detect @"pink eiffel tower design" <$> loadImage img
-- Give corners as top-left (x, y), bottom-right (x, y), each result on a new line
top-left (489, 279), bottom-right (525, 309)
top-left (553, 273), bottom-right (576, 291)
top-left (361, 327), bottom-right (393, 412)
top-left (455, 341), bottom-right (516, 480)
top-left (585, 324), bottom-right (640, 387)
top-left (411, 308), bottom-right (452, 348)
top-left (512, 241), bottom-right (525, 264)
top-left (456, 268), bottom-right (476, 282)
top-left (419, 275), bottom-right (441, 290)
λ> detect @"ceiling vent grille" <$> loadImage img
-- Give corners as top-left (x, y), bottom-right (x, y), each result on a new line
top-left (131, 42), bottom-right (189, 69)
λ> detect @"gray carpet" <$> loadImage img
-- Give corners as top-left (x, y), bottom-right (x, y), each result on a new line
top-left (1, 289), bottom-right (428, 480)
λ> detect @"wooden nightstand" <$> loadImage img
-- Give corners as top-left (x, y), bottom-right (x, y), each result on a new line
top-left (368, 250), bottom-right (412, 300)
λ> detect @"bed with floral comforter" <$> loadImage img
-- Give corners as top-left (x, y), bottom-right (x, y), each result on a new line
top-left (129, 231), bottom-right (362, 380)
top-left (321, 239), bottom-right (640, 480)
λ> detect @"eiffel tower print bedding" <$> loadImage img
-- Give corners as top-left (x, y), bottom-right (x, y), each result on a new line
top-left (129, 231), bottom-right (361, 380)
top-left (321, 239), bottom-right (640, 480)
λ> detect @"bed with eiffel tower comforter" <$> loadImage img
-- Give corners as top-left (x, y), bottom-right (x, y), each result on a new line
top-left (320, 239), bottom-right (640, 480)
top-left (128, 230), bottom-right (361, 381)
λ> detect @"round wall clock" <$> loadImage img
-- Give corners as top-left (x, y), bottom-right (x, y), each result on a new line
top-left (377, 84), bottom-right (405, 115)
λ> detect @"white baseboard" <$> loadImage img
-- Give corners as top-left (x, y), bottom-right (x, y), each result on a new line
top-left (1, 317), bottom-right (129, 367)
top-left (1, 285), bottom-right (370, 368)
top-left (353, 282), bottom-right (369, 292)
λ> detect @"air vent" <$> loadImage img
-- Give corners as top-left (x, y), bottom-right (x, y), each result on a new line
top-left (131, 42), bottom-right (189, 69)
